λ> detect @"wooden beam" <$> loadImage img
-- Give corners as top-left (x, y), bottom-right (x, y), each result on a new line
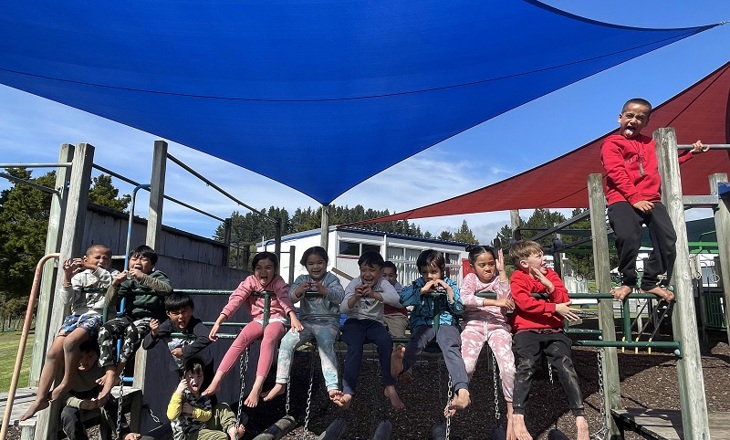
top-left (587, 173), bottom-right (622, 439)
top-left (654, 127), bottom-right (709, 440)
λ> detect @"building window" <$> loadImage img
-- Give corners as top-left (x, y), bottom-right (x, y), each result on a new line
top-left (363, 243), bottom-right (380, 254)
top-left (339, 241), bottom-right (359, 256)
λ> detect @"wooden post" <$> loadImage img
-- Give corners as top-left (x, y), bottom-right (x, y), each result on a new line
top-left (510, 209), bottom-right (520, 239)
top-left (654, 128), bottom-right (709, 440)
top-left (321, 204), bottom-right (330, 251)
top-left (288, 245), bottom-right (296, 284)
top-left (587, 173), bottom-right (622, 439)
top-left (709, 173), bottom-right (730, 343)
top-left (35, 143), bottom-right (94, 440)
top-left (135, 140), bottom-right (167, 431)
top-left (29, 144), bottom-right (73, 385)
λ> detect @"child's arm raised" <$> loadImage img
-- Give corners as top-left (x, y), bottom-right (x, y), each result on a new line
top-left (166, 379), bottom-right (187, 420)
top-left (340, 279), bottom-right (363, 312)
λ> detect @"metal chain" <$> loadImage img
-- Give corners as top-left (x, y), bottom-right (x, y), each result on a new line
top-left (445, 374), bottom-right (453, 440)
top-left (492, 353), bottom-right (500, 420)
top-left (591, 349), bottom-right (609, 440)
top-left (303, 350), bottom-right (316, 433)
top-left (143, 404), bottom-right (163, 425)
top-left (547, 364), bottom-right (558, 431)
top-left (285, 378), bottom-right (291, 416)
top-left (236, 348), bottom-right (249, 423)
top-left (115, 374), bottom-right (124, 440)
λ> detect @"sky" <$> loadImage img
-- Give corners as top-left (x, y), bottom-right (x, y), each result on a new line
top-left (0, 1), bottom-right (729, 244)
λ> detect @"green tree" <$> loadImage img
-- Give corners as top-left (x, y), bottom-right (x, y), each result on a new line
top-left (88, 174), bottom-right (131, 212)
top-left (0, 168), bottom-right (55, 300)
top-left (438, 230), bottom-right (454, 241)
top-left (452, 220), bottom-right (478, 244)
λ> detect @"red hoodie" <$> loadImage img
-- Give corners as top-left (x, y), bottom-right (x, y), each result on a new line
top-left (601, 133), bottom-right (692, 206)
top-left (509, 268), bottom-right (568, 332)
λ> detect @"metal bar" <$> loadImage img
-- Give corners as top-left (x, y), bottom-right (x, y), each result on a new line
top-left (528, 210), bottom-right (590, 242)
top-left (167, 153), bottom-right (277, 224)
top-left (0, 172), bottom-right (59, 194)
top-left (94, 164), bottom-right (226, 222)
top-left (677, 144), bottom-right (730, 149)
top-left (0, 162), bottom-right (71, 168)
top-left (573, 340), bottom-right (680, 350)
top-left (476, 292), bottom-right (659, 300)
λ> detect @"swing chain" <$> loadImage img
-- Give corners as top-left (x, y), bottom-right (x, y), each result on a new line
top-left (285, 379), bottom-right (291, 416)
top-left (143, 403), bottom-right (163, 425)
top-left (492, 353), bottom-right (500, 420)
top-left (445, 374), bottom-right (453, 440)
top-left (236, 348), bottom-right (249, 423)
top-left (591, 349), bottom-right (609, 440)
top-left (115, 373), bottom-right (124, 440)
top-left (303, 352), bottom-right (316, 433)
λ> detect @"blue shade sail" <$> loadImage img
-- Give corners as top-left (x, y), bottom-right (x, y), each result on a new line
top-left (0, 1), bottom-right (714, 203)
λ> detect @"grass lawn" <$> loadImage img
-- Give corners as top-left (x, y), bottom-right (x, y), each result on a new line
top-left (0, 331), bottom-right (35, 392)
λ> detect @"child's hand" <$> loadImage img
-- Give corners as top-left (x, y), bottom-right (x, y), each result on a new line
top-left (170, 347), bottom-right (184, 358)
top-left (150, 319), bottom-right (159, 337)
top-left (529, 267), bottom-right (554, 292)
top-left (208, 322), bottom-right (221, 341)
top-left (632, 200), bottom-right (654, 214)
top-left (555, 301), bottom-right (580, 322)
top-left (290, 314), bottom-right (304, 332)
top-left (309, 281), bottom-right (325, 296)
top-left (496, 298), bottom-right (515, 310)
top-left (176, 378), bottom-right (188, 393)
top-left (690, 140), bottom-right (709, 154)
top-left (112, 271), bottom-right (128, 287)
top-left (62, 258), bottom-right (84, 278)
top-left (181, 402), bottom-right (194, 415)
top-left (79, 399), bottom-right (97, 410)
top-left (420, 281), bottom-right (436, 293)
top-left (127, 268), bottom-right (144, 280)
top-left (496, 249), bottom-right (505, 273)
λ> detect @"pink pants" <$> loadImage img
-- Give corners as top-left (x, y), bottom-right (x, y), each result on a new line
top-left (461, 320), bottom-right (515, 402)
top-left (218, 321), bottom-right (286, 378)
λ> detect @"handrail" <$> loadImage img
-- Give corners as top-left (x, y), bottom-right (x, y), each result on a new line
top-left (1, 253), bottom-right (60, 440)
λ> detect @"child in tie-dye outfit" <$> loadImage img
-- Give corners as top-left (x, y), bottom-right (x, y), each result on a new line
top-left (460, 245), bottom-right (516, 440)
top-left (262, 246), bottom-right (345, 405)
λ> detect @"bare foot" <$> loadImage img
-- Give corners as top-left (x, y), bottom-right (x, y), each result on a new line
top-left (19, 397), bottom-right (49, 421)
top-left (384, 385), bottom-right (405, 411)
top-left (507, 408), bottom-right (516, 440)
top-left (201, 379), bottom-right (221, 397)
top-left (512, 414), bottom-right (532, 440)
top-left (261, 383), bottom-right (286, 402)
top-left (444, 388), bottom-right (470, 417)
top-left (328, 389), bottom-right (343, 404)
top-left (338, 394), bottom-right (353, 409)
top-left (50, 381), bottom-right (70, 401)
top-left (575, 416), bottom-right (589, 440)
top-left (390, 347), bottom-right (405, 379)
top-left (227, 423), bottom-right (245, 440)
top-left (611, 285), bottom-right (632, 301)
top-left (244, 392), bottom-right (260, 408)
top-left (641, 286), bottom-right (675, 302)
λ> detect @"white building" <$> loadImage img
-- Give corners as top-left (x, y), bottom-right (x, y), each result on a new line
top-left (259, 226), bottom-right (470, 286)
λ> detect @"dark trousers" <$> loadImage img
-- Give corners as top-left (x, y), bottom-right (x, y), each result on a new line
top-left (608, 201), bottom-right (677, 290)
top-left (512, 330), bottom-right (584, 416)
top-left (340, 318), bottom-right (395, 395)
top-left (403, 324), bottom-right (468, 392)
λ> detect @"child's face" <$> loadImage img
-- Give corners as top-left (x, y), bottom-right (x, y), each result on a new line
top-left (184, 369), bottom-right (204, 395)
top-left (129, 254), bottom-right (154, 274)
top-left (618, 102), bottom-right (650, 139)
top-left (305, 253), bottom-right (326, 281)
top-left (85, 247), bottom-right (112, 270)
top-left (359, 263), bottom-right (383, 287)
top-left (382, 267), bottom-right (397, 286)
top-left (254, 257), bottom-right (277, 287)
top-left (521, 251), bottom-right (547, 274)
top-left (419, 263), bottom-right (442, 283)
top-left (472, 252), bottom-right (497, 283)
top-left (167, 306), bottom-right (193, 331)
top-left (78, 350), bottom-right (99, 372)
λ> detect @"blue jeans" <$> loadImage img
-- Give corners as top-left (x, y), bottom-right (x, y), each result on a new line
top-left (275, 318), bottom-right (340, 391)
top-left (340, 318), bottom-right (395, 396)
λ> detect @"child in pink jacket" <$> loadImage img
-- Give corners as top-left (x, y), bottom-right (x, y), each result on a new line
top-left (202, 252), bottom-right (302, 407)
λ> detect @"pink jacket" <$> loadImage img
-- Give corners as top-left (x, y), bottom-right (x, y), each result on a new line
top-left (460, 272), bottom-right (511, 326)
top-left (222, 274), bottom-right (294, 322)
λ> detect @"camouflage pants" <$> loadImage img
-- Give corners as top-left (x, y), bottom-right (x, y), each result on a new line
top-left (98, 316), bottom-right (153, 368)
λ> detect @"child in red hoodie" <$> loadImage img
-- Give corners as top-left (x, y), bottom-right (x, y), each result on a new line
top-left (600, 98), bottom-right (708, 302)
top-left (508, 240), bottom-right (586, 440)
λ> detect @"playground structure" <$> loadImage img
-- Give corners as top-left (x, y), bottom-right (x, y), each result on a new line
top-left (0, 127), bottom-right (727, 439)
